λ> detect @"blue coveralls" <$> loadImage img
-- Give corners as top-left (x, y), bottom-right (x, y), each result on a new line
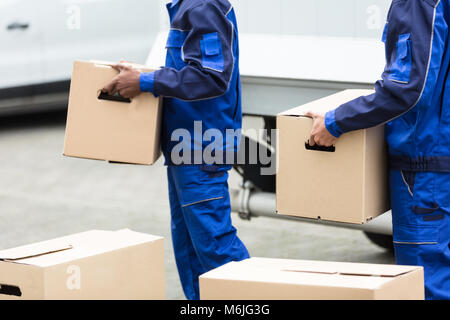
top-left (139, 0), bottom-right (249, 300)
top-left (325, 0), bottom-right (450, 300)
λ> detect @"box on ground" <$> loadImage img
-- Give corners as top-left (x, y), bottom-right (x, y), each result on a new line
top-left (63, 60), bottom-right (162, 165)
top-left (0, 229), bottom-right (165, 300)
top-left (200, 257), bottom-right (424, 300)
top-left (276, 89), bottom-right (389, 224)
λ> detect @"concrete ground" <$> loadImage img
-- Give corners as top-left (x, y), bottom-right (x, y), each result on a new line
top-left (0, 110), bottom-right (395, 300)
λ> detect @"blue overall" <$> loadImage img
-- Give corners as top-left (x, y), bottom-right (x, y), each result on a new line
top-left (325, 0), bottom-right (450, 300)
top-left (140, 0), bottom-right (249, 300)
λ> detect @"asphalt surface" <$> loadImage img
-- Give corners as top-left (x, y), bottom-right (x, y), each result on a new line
top-left (0, 110), bottom-right (395, 300)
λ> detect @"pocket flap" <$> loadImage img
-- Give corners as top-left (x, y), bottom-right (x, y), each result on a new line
top-left (202, 32), bottom-right (221, 56)
top-left (388, 33), bottom-right (412, 83)
top-left (166, 29), bottom-right (188, 48)
top-left (397, 33), bottom-right (411, 60)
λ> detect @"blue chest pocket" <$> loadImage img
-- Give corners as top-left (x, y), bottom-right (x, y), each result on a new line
top-left (389, 33), bottom-right (412, 83)
top-left (166, 29), bottom-right (188, 70)
top-left (200, 32), bottom-right (224, 72)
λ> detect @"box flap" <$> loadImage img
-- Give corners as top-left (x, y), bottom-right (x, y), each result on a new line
top-left (266, 258), bottom-right (418, 277)
top-left (278, 89), bottom-right (374, 117)
top-left (0, 243), bottom-right (72, 262)
top-left (283, 267), bottom-right (412, 278)
top-left (201, 258), bottom-right (421, 290)
top-left (0, 229), bottom-right (162, 267)
top-left (89, 60), bottom-right (154, 73)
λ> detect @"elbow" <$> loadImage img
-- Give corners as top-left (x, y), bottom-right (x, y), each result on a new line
top-left (210, 71), bottom-right (230, 97)
top-left (183, 75), bottom-right (229, 101)
top-left (198, 66), bottom-right (230, 99)
top-left (215, 78), bottom-right (229, 97)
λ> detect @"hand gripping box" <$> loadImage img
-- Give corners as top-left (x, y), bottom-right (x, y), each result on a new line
top-left (0, 229), bottom-right (165, 300)
top-left (276, 89), bottom-right (390, 224)
top-left (63, 60), bottom-right (162, 165)
top-left (200, 258), bottom-right (424, 300)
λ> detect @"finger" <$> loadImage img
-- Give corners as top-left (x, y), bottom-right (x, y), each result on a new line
top-left (318, 140), bottom-right (327, 147)
top-left (313, 135), bottom-right (321, 146)
top-left (320, 139), bottom-right (328, 147)
top-left (316, 138), bottom-right (330, 147)
top-left (102, 80), bottom-right (117, 95)
top-left (120, 90), bottom-right (130, 99)
top-left (308, 135), bottom-right (316, 146)
top-left (115, 81), bottom-right (130, 97)
top-left (327, 139), bottom-right (337, 147)
top-left (109, 80), bottom-right (120, 95)
top-left (111, 63), bottom-right (128, 73)
top-left (110, 84), bottom-right (120, 96)
top-left (110, 64), bottom-right (121, 72)
top-left (304, 111), bottom-right (316, 119)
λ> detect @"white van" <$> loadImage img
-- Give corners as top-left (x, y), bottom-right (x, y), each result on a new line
top-left (0, 0), bottom-right (159, 112)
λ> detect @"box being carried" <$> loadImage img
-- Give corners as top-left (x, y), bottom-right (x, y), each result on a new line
top-left (276, 89), bottom-right (389, 224)
top-left (0, 229), bottom-right (165, 300)
top-left (200, 258), bottom-right (424, 300)
top-left (63, 60), bottom-right (162, 165)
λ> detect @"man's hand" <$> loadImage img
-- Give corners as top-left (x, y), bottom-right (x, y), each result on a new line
top-left (305, 111), bottom-right (338, 147)
top-left (102, 64), bottom-right (141, 99)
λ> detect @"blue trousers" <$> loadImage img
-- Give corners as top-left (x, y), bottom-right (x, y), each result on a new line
top-left (390, 170), bottom-right (450, 300)
top-left (167, 165), bottom-right (250, 300)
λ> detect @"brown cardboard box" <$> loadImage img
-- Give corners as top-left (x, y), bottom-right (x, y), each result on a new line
top-left (200, 257), bottom-right (424, 300)
top-left (63, 60), bottom-right (162, 165)
top-left (0, 229), bottom-right (165, 300)
top-left (276, 89), bottom-right (389, 224)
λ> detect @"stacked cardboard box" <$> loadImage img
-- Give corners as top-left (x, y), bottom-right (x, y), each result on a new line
top-left (200, 257), bottom-right (424, 300)
top-left (0, 229), bottom-right (165, 300)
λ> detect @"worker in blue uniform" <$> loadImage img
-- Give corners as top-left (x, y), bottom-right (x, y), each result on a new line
top-left (102, 0), bottom-right (249, 300)
top-left (307, 0), bottom-right (450, 300)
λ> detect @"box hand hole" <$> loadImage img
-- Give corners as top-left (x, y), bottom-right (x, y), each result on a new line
top-left (98, 91), bottom-right (131, 103)
top-left (0, 284), bottom-right (22, 297)
top-left (305, 141), bottom-right (335, 153)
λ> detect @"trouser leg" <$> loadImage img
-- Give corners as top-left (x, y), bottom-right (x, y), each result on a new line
top-left (170, 165), bottom-right (250, 298)
top-left (167, 167), bottom-right (206, 300)
top-left (390, 170), bottom-right (450, 300)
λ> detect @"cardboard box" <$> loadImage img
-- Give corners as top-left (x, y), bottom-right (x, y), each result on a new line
top-left (276, 89), bottom-right (389, 224)
top-left (0, 229), bottom-right (165, 300)
top-left (63, 60), bottom-right (162, 165)
top-left (200, 257), bottom-right (424, 300)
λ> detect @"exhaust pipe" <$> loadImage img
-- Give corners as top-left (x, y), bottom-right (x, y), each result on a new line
top-left (230, 185), bottom-right (392, 236)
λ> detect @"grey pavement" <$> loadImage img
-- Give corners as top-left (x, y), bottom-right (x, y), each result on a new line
top-left (0, 110), bottom-right (395, 300)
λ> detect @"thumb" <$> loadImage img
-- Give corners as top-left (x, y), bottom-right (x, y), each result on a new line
top-left (304, 111), bottom-right (316, 119)
top-left (102, 78), bottom-right (117, 95)
top-left (111, 63), bottom-right (127, 73)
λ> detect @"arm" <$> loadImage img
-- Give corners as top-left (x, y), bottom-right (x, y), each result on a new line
top-left (324, 0), bottom-right (448, 138)
top-left (140, 2), bottom-right (234, 101)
